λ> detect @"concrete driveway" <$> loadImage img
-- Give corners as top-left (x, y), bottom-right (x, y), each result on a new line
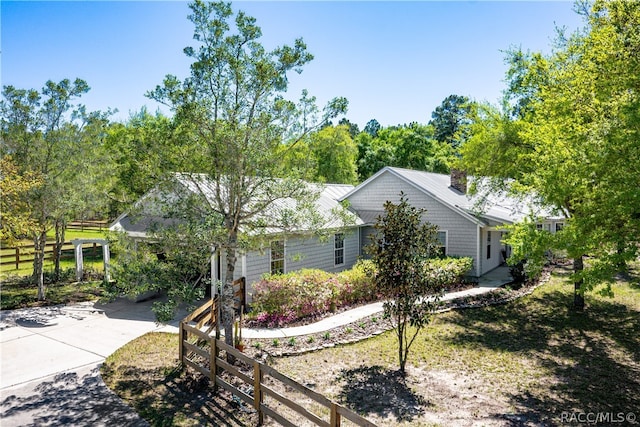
top-left (0, 297), bottom-right (183, 426)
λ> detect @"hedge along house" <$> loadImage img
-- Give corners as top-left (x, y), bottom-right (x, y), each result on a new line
top-left (109, 174), bottom-right (364, 304)
top-left (341, 166), bottom-right (565, 278)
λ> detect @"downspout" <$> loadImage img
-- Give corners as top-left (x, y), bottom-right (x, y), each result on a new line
top-left (476, 225), bottom-right (482, 277)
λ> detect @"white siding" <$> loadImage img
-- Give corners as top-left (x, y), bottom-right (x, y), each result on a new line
top-left (346, 171), bottom-right (480, 276)
top-left (241, 228), bottom-right (360, 303)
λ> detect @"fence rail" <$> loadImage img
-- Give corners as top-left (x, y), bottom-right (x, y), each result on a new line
top-left (179, 296), bottom-right (376, 427)
top-left (67, 220), bottom-right (109, 231)
top-left (1, 241), bottom-right (104, 270)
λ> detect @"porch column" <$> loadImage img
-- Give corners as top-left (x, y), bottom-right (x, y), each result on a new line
top-left (73, 240), bottom-right (84, 281)
top-left (102, 243), bottom-right (111, 281)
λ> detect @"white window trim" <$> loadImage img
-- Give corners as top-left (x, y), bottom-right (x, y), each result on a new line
top-left (270, 240), bottom-right (285, 275)
top-left (334, 233), bottom-right (345, 266)
top-left (437, 230), bottom-right (448, 256)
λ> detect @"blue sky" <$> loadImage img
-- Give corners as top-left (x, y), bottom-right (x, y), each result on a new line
top-left (2, 1), bottom-right (584, 129)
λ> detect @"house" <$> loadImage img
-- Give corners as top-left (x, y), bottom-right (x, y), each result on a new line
top-left (342, 166), bottom-right (564, 277)
top-left (110, 167), bottom-right (563, 301)
top-left (109, 175), bottom-right (364, 302)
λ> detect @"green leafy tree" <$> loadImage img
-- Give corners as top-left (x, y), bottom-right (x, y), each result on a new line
top-left (309, 124), bottom-right (357, 184)
top-left (338, 117), bottom-right (360, 139)
top-left (368, 193), bottom-right (442, 374)
top-left (105, 108), bottom-right (178, 216)
top-left (0, 156), bottom-right (43, 245)
top-left (461, 0), bottom-right (640, 310)
top-left (363, 119), bottom-right (381, 137)
top-left (0, 79), bottom-right (112, 296)
top-left (429, 94), bottom-right (474, 149)
top-left (356, 123), bottom-right (451, 180)
top-left (145, 1), bottom-right (348, 344)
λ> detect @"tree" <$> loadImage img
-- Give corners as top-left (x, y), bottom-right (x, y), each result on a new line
top-left (429, 94), bottom-right (474, 150)
top-left (0, 156), bottom-right (43, 245)
top-left (461, 0), bottom-right (640, 310)
top-left (146, 1), bottom-right (348, 345)
top-left (0, 79), bottom-right (111, 296)
top-left (356, 122), bottom-right (452, 180)
top-left (368, 193), bottom-right (442, 374)
top-left (309, 124), bottom-right (357, 184)
top-left (338, 117), bottom-right (360, 139)
top-left (105, 108), bottom-right (178, 217)
top-left (363, 119), bottom-right (381, 137)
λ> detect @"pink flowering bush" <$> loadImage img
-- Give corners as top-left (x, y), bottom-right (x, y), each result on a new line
top-left (248, 257), bottom-right (472, 327)
top-left (251, 269), bottom-right (336, 327)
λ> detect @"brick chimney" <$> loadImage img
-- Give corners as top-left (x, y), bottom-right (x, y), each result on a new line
top-left (450, 169), bottom-right (467, 194)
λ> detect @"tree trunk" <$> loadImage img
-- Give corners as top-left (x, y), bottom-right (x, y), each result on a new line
top-left (33, 231), bottom-right (47, 300)
top-left (53, 218), bottom-right (66, 282)
top-left (223, 230), bottom-right (239, 362)
top-left (397, 313), bottom-right (406, 374)
top-left (573, 255), bottom-right (585, 311)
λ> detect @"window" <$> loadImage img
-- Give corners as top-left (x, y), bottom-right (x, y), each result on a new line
top-left (434, 231), bottom-right (447, 257)
top-left (334, 233), bottom-right (345, 266)
top-left (486, 232), bottom-right (492, 259)
top-left (555, 222), bottom-right (564, 232)
top-left (270, 240), bottom-right (284, 275)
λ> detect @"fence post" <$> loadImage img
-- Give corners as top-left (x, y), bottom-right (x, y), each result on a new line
top-left (241, 277), bottom-right (246, 312)
top-left (211, 337), bottom-right (218, 392)
top-left (330, 403), bottom-right (341, 427)
top-left (254, 361), bottom-right (263, 425)
top-left (210, 335), bottom-right (217, 383)
top-left (15, 247), bottom-right (19, 270)
top-left (178, 321), bottom-right (184, 364)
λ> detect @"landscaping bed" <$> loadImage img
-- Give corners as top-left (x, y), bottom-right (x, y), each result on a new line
top-left (102, 263), bottom-right (640, 426)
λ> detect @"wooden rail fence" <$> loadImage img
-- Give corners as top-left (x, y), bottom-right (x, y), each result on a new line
top-left (1, 241), bottom-right (103, 270)
top-left (179, 297), bottom-right (376, 427)
top-left (67, 220), bottom-right (109, 231)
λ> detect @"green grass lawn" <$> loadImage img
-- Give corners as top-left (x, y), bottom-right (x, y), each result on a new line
top-left (102, 264), bottom-right (640, 426)
top-left (0, 258), bottom-right (106, 310)
top-left (1, 227), bottom-right (108, 279)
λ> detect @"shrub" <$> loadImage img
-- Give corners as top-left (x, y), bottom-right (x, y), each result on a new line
top-left (336, 259), bottom-right (378, 305)
top-left (251, 269), bottom-right (336, 327)
top-left (250, 257), bottom-right (472, 328)
top-left (423, 257), bottom-right (474, 289)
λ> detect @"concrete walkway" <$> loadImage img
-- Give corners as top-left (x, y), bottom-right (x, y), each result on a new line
top-left (242, 266), bottom-right (511, 339)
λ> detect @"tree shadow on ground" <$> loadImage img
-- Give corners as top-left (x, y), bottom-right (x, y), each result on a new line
top-left (0, 367), bottom-right (149, 426)
top-left (101, 363), bottom-right (257, 427)
top-left (442, 274), bottom-right (640, 425)
top-left (336, 365), bottom-right (430, 422)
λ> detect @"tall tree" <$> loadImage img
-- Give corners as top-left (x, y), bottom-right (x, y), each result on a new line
top-left (146, 1), bottom-right (348, 344)
top-left (105, 108), bottom-right (178, 217)
top-left (368, 194), bottom-right (441, 374)
top-left (461, 0), bottom-right (640, 310)
top-left (338, 117), bottom-right (360, 139)
top-left (429, 94), bottom-right (474, 150)
top-left (356, 122), bottom-right (451, 180)
top-left (0, 156), bottom-right (43, 245)
top-left (309, 124), bottom-right (357, 184)
top-left (0, 79), bottom-right (111, 296)
top-left (363, 119), bottom-right (381, 137)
